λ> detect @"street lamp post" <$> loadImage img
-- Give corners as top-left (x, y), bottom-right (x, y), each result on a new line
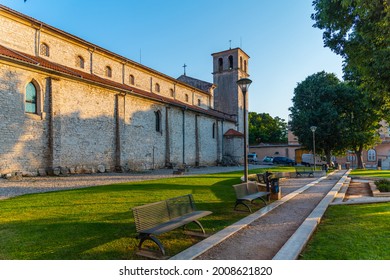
top-left (310, 126), bottom-right (317, 170)
top-left (237, 78), bottom-right (252, 182)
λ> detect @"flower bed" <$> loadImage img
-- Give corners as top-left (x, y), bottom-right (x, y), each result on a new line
top-left (369, 179), bottom-right (390, 197)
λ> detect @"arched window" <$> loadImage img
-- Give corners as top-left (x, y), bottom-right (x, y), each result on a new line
top-left (198, 99), bottom-right (201, 106)
top-left (244, 60), bottom-right (247, 72)
top-left (155, 83), bottom-right (160, 93)
top-left (78, 56), bottom-right (85, 69)
top-left (40, 43), bottom-right (50, 57)
top-left (185, 94), bottom-right (189, 102)
top-left (228, 55), bottom-right (233, 69)
top-left (367, 149), bottom-right (377, 162)
top-left (212, 123), bottom-right (216, 139)
top-left (218, 57), bottom-right (223, 72)
top-left (129, 74), bottom-right (135, 85)
top-left (170, 88), bottom-right (174, 97)
top-left (25, 82), bottom-right (37, 114)
top-left (240, 56), bottom-right (243, 70)
top-left (155, 110), bottom-right (162, 132)
top-left (105, 66), bottom-right (112, 77)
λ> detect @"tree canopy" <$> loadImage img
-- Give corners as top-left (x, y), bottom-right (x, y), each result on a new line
top-left (289, 71), bottom-right (382, 167)
top-left (312, 0), bottom-right (390, 102)
top-left (248, 112), bottom-right (287, 144)
top-left (289, 72), bottom-right (344, 162)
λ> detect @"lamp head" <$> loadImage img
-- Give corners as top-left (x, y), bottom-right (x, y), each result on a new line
top-left (236, 78), bottom-right (252, 94)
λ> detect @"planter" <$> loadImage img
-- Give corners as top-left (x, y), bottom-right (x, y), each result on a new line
top-left (369, 182), bottom-right (390, 197)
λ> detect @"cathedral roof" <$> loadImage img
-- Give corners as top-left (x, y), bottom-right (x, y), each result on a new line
top-left (0, 44), bottom-right (235, 122)
top-left (177, 75), bottom-right (215, 92)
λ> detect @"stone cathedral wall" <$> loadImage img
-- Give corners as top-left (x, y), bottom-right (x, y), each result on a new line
top-left (0, 6), bottom-right (239, 176)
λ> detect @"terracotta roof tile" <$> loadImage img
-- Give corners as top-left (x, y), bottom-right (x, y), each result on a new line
top-left (0, 44), bottom-right (236, 122)
top-left (224, 129), bottom-right (244, 137)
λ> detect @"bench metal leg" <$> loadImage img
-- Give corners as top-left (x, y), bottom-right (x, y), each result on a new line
top-left (137, 233), bottom-right (166, 256)
top-left (256, 196), bottom-right (268, 206)
top-left (234, 200), bottom-right (252, 213)
top-left (183, 220), bottom-right (209, 237)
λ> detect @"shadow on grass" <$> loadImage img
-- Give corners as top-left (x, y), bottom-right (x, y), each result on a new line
top-left (0, 173), bottom-right (262, 259)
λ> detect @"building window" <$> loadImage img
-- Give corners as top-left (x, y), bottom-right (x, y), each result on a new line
top-left (170, 88), bottom-right (174, 97)
top-left (78, 56), bottom-right (85, 69)
top-left (244, 60), bottom-right (247, 72)
top-left (218, 57), bottom-right (223, 72)
top-left (367, 149), bottom-right (377, 162)
top-left (212, 123), bottom-right (216, 139)
top-left (155, 83), bottom-right (160, 93)
top-left (25, 82), bottom-right (37, 114)
top-left (228, 55), bottom-right (233, 69)
top-left (129, 74), bottom-right (135, 85)
top-left (105, 66), bottom-right (112, 78)
top-left (198, 99), bottom-right (201, 106)
top-left (40, 43), bottom-right (50, 57)
top-left (185, 94), bottom-right (189, 102)
top-left (155, 110), bottom-right (162, 132)
top-left (240, 56), bottom-right (243, 70)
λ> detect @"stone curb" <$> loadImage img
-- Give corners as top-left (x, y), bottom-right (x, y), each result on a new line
top-left (272, 169), bottom-right (351, 260)
top-left (169, 174), bottom-right (330, 260)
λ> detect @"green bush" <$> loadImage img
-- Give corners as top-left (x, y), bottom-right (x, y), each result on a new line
top-left (374, 179), bottom-right (390, 192)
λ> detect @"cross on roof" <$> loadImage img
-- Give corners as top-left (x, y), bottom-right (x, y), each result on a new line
top-left (183, 63), bottom-right (187, 76)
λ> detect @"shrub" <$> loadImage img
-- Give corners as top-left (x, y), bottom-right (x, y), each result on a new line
top-left (374, 179), bottom-right (390, 192)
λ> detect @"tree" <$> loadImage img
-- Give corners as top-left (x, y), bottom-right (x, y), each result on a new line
top-left (248, 112), bottom-right (287, 144)
top-left (336, 81), bottom-right (382, 168)
top-left (289, 72), bottom-right (343, 164)
top-left (290, 71), bottom-right (383, 168)
top-left (312, 0), bottom-right (390, 102)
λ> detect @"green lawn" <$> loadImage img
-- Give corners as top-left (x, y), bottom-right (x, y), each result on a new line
top-left (300, 202), bottom-right (390, 259)
top-left (350, 169), bottom-right (390, 178)
top-left (0, 167), bottom-right (292, 260)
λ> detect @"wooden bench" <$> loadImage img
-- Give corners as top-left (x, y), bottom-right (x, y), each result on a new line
top-left (132, 194), bottom-right (212, 259)
top-left (295, 166), bottom-right (314, 177)
top-left (232, 182), bottom-right (270, 213)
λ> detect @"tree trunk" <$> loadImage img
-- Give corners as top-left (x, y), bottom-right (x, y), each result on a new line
top-left (325, 149), bottom-right (332, 166)
top-left (356, 146), bottom-right (364, 169)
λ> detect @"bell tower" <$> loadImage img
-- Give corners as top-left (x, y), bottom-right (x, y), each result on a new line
top-left (212, 48), bottom-right (250, 133)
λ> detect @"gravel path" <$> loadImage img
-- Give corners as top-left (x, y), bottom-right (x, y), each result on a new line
top-left (0, 165), bottom-right (264, 200)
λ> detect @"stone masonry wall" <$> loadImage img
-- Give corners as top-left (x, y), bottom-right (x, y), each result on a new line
top-left (0, 64), bottom-right (49, 174)
top-left (0, 7), bottom-right (242, 175)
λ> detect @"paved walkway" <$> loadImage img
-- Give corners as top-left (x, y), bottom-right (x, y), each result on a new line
top-left (171, 170), bottom-right (350, 260)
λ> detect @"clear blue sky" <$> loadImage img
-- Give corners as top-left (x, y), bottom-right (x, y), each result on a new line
top-left (1, 0), bottom-right (344, 121)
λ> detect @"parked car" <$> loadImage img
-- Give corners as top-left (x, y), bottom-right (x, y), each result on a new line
top-left (247, 153), bottom-right (259, 163)
top-left (262, 156), bottom-right (274, 165)
top-left (272, 156), bottom-right (296, 166)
